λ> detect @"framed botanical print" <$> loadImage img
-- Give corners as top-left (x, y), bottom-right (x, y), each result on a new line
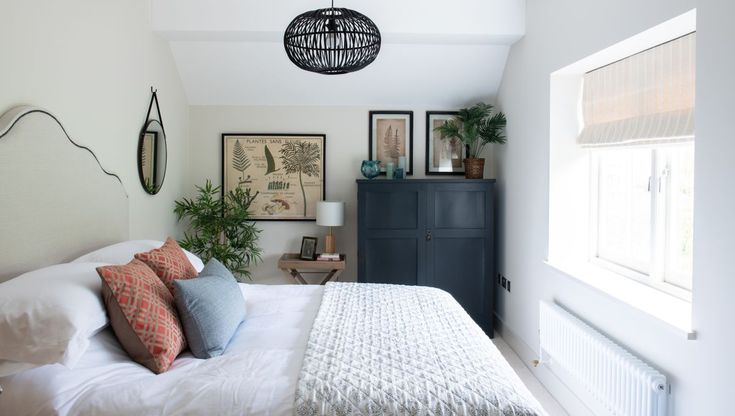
top-left (369, 111), bottom-right (413, 175)
top-left (222, 134), bottom-right (325, 221)
top-left (426, 111), bottom-right (468, 175)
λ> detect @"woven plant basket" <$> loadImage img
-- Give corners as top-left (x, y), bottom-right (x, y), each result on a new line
top-left (464, 158), bottom-right (485, 179)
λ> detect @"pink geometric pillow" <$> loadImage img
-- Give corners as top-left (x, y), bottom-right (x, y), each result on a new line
top-left (96, 259), bottom-right (186, 374)
top-left (134, 238), bottom-right (198, 293)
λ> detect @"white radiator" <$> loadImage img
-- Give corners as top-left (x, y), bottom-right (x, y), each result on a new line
top-left (539, 301), bottom-right (667, 416)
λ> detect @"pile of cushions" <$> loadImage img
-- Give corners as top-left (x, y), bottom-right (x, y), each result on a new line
top-left (0, 239), bottom-right (246, 377)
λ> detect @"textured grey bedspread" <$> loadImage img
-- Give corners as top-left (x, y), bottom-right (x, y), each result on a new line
top-left (294, 282), bottom-right (546, 416)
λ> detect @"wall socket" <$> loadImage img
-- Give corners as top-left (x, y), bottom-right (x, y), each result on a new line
top-left (497, 273), bottom-right (511, 293)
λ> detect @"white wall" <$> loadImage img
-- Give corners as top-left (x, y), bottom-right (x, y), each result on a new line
top-left (495, 0), bottom-right (735, 415)
top-left (0, 0), bottom-right (189, 239)
top-left (189, 105), bottom-right (499, 284)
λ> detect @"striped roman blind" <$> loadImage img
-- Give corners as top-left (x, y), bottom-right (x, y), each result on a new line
top-left (577, 33), bottom-right (696, 148)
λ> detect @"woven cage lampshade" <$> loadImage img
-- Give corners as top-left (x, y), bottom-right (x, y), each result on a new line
top-left (284, 6), bottom-right (381, 75)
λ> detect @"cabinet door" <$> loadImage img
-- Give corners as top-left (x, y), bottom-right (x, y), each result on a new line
top-left (358, 183), bottom-right (426, 285)
top-left (425, 182), bottom-right (494, 333)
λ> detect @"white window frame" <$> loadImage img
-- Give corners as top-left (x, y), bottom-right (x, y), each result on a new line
top-left (547, 10), bottom-right (696, 336)
top-left (588, 144), bottom-right (692, 301)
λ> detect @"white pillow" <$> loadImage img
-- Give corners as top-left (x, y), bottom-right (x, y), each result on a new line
top-left (0, 262), bottom-right (109, 376)
top-left (72, 240), bottom-right (204, 272)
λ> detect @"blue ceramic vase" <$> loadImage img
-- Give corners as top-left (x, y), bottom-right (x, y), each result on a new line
top-left (361, 160), bottom-right (380, 179)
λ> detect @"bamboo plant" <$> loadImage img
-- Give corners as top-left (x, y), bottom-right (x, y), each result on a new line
top-left (174, 180), bottom-right (262, 281)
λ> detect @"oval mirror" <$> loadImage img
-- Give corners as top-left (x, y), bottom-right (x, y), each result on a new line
top-left (137, 119), bottom-right (167, 195)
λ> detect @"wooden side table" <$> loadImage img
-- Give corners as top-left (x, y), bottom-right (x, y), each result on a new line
top-left (277, 253), bottom-right (346, 285)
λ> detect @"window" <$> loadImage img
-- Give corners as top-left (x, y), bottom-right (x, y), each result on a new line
top-left (547, 14), bottom-right (696, 332)
top-left (580, 33), bottom-right (696, 298)
top-left (592, 144), bottom-right (694, 295)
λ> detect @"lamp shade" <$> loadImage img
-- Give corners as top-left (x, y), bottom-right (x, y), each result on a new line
top-left (283, 7), bottom-right (381, 75)
top-left (316, 201), bottom-right (344, 227)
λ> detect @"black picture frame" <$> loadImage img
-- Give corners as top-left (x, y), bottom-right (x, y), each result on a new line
top-left (300, 236), bottom-right (319, 260)
top-left (221, 133), bottom-right (326, 221)
top-left (425, 111), bottom-right (468, 176)
top-left (368, 110), bottom-right (413, 175)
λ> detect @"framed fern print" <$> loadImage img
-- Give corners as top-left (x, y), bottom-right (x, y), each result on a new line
top-left (426, 111), bottom-right (467, 175)
top-left (222, 134), bottom-right (325, 221)
top-left (369, 111), bottom-right (413, 175)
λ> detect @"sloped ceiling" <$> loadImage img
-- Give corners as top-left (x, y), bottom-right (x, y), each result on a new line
top-left (152, 0), bottom-right (525, 106)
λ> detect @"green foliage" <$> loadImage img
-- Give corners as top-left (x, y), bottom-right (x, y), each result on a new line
top-left (174, 180), bottom-right (262, 281)
top-left (143, 177), bottom-right (156, 194)
top-left (280, 141), bottom-right (321, 216)
top-left (434, 102), bottom-right (507, 158)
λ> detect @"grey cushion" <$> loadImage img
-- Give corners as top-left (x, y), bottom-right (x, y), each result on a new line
top-left (173, 260), bottom-right (245, 359)
top-left (199, 258), bottom-right (236, 281)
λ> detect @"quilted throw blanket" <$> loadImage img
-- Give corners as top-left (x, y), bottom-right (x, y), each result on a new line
top-left (294, 283), bottom-right (546, 416)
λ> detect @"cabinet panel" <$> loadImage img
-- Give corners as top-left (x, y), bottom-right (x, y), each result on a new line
top-left (428, 237), bottom-right (487, 326)
top-left (433, 190), bottom-right (486, 229)
top-left (365, 191), bottom-right (419, 230)
top-left (362, 238), bottom-right (419, 285)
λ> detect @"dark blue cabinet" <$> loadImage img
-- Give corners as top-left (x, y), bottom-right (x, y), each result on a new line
top-left (357, 179), bottom-right (495, 336)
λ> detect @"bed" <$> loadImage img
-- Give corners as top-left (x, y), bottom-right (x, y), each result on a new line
top-left (0, 106), bottom-right (546, 416)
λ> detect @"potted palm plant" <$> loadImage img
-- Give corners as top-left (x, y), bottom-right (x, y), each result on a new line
top-left (174, 180), bottom-right (262, 281)
top-left (434, 102), bottom-right (507, 179)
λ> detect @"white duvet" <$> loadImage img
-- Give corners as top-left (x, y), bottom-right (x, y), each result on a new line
top-left (0, 284), bottom-right (323, 416)
top-left (0, 283), bottom-right (545, 416)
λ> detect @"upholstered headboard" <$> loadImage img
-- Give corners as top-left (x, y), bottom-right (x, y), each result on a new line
top-left (0, 106), bottom-right (129, 282)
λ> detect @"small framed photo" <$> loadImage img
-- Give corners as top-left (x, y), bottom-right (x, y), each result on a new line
top-left (369, 111), bottom-right (413, 175)
top-left (426, 111), bottom-right (468, 175)
top-left (299, 236), bottom-right (318, 260)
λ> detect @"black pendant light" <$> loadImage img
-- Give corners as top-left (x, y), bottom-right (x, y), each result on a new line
top-left (284, 1), bottom-right (381, 75)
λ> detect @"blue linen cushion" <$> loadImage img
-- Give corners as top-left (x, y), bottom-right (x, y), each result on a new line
top-left (173, 260), bottom-right (245, 359)
top-left (199, 258), bottom-right (236, 281)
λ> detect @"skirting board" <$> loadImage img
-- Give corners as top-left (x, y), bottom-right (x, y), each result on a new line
top-left (494, 314), bottom-right (595, 416)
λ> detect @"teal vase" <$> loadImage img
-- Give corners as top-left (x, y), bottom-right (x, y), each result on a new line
top-left (361, 160), bottom-right (380, 179)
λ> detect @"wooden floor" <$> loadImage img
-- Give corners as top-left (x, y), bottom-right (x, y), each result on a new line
top-left (493, 337), bottom-right (569, 416)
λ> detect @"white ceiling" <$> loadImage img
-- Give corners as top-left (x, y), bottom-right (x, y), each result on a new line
top-left (152, 0), bottom-right (526, 107)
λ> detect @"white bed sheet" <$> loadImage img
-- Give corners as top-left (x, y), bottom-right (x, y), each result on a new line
top-left (0, 284), bottom-right (324, 416)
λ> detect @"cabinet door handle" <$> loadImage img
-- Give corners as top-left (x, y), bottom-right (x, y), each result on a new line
top-left (426, 231), bottom-right (432, 241)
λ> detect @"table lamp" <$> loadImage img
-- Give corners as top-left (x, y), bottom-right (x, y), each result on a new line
top-left (316, 201), bottom-right (344, 254)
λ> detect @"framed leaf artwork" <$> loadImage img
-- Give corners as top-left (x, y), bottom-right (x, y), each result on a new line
top-left (222, 134), bottom-right (325, 221)
top-left (425, 111), bottom-right (468, 175)
top-left (369, 111), bottom-right (413, 175)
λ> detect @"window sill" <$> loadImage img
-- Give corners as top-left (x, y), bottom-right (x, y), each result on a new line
top-left (545, 259), bottom-right (696, 340)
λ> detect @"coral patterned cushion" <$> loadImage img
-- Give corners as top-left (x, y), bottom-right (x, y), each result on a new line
top-left (134, 238), bottom-right (198, 293)
top-left (97, 259), bottom-right (186, 374)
